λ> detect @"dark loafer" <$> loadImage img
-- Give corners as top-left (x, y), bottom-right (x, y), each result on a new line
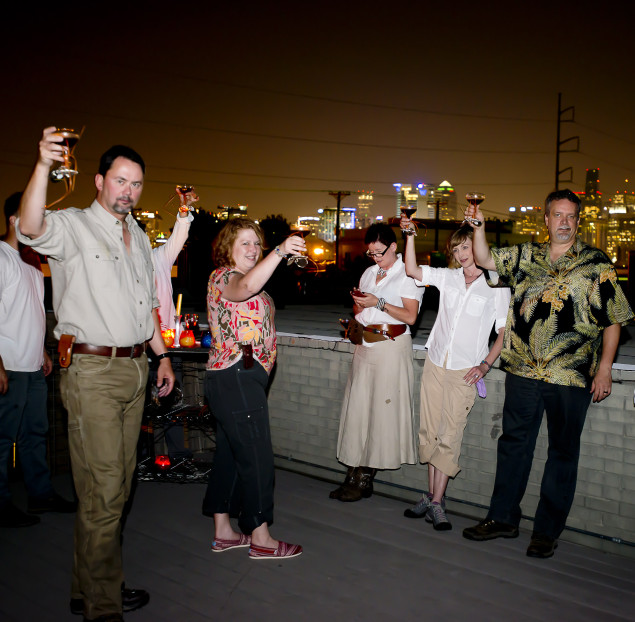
top-left (526, 534), bottom-right (558, 559)
top-left (462, 519), bottom-right (519, 541)
top-left (71, 587), bottom-right (149, 615)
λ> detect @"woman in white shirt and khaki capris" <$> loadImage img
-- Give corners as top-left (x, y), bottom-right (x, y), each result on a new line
top-left (401, 220), bottom-right (510, 530)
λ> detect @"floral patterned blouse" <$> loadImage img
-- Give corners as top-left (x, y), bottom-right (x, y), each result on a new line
top-left (206, 266), bottom-right (277, 373)
top-left (491, 237), bottom-right (633, 387)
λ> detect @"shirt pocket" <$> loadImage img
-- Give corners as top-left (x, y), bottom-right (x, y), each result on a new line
top-left (466, 294), bottom-right (486, 317)
top-left (83, 247), bottom-right (121, 280)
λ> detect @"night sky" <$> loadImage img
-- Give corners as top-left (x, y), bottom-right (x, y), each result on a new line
top-left (1, 1), bottom-right (633, 234)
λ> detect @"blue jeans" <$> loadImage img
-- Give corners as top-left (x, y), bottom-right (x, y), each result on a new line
top-left (202, 362), bottom-right (274, 534)
top-left (487, 373), bottom-right (592, 539)
top-left (0, 369), bottom-right (54, 505)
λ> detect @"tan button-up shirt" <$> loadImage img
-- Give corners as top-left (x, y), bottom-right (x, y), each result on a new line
top-left (16, 200), bottom-right (158, 347)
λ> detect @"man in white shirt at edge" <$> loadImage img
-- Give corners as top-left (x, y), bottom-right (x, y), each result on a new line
top-left (17, 127), bottom-right (175, 622)
top-left (0, 192), bottom-right (76, 528)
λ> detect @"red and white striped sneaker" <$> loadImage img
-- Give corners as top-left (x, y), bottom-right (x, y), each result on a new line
top-left (211, 534), bottom-right (251, 552)
top-left (248, 541), bottom-right (303, 560)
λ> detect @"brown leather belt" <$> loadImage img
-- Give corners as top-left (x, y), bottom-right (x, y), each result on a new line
top-left (73, 343), bottom-right (146, 358)
top-left (364, 323), bottom-right (407, 342)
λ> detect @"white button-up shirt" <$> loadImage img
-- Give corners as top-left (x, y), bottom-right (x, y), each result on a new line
top-left (0, 242), bottom-right (46, 371)
top-left (414, 266), bottom-right (510, 370)
top-left (356, 255), bottom-right (424, 347)
top-left (16, 200), bottom-right (158, 347)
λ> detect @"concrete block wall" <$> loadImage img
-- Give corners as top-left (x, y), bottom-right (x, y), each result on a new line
top-left (268, 335), bottom-right (635, 558)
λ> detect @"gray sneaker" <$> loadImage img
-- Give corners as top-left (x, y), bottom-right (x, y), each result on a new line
top-left (425, 496), bottom-right (445, 523)
top-left (404, 494), bottom-right (432, 518)
top-left (427, 502), bottom-right (452, 531)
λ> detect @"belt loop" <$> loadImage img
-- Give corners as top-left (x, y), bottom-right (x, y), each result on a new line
top-left (111, 346), bottom-right (117, 358)
top-left (130, 345), bottom-right (135, 359)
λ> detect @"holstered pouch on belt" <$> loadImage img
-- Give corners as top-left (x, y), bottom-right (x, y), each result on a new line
top-left (58, 334), bottom-right (76, 368)
top-left (241, 343), bottom-right (254, 369)
top-left (345, 318), bottom-right (364, 345)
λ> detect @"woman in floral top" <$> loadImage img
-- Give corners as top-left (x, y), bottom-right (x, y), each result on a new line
top-left (201, 218), bottom-right (305, 561)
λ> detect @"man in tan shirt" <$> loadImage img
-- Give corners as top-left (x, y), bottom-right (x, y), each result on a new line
top-left (17, 127), bottom-right (175, 622)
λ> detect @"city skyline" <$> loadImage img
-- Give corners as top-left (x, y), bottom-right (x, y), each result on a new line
top-left (1, 2), bottom-right (633, 235)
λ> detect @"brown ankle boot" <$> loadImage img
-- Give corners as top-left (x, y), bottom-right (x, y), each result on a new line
top-left (357, 467), bottom-right (377, 499)
top-left (329, 467), bottom-right (357, 500)
top-left (337, 466), bottom-right (376, 502)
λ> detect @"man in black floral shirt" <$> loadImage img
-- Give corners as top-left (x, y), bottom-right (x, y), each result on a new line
top-left (462, 189), bottom-right (633, 558)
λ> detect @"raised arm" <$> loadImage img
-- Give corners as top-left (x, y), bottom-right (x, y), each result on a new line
top-left (19, 127), bottom-right (66, 238)
top-left (222, 234), bottom-right (306, 302)
top-left (465, 203), bottom-right (496, 271)
top-left (401, 217), bottom-right (423, 281)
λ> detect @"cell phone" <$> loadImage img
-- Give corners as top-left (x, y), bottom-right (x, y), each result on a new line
top-left (350, 288), bottom-right (364, 296)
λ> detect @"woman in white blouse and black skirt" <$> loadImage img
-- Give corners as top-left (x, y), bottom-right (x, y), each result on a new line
top-left (330, 223), bottom-right (424, 502)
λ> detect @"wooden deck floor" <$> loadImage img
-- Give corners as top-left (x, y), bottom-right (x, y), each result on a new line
top-left (1, 468), bottom-right (634, 622)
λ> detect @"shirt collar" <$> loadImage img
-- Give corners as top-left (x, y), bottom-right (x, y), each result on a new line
top-left (376, 253), bottom-right (403, 275)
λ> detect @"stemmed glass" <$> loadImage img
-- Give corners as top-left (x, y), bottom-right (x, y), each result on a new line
top-left (176, 184), bottom-right (196, 213)
top-left (464, 192), bottom-right (484, 227)
top-left (50, 128), bottom-right (81, 182)
top-left (400, 205), bottom-right (418, 236)
top-left (287, 226), bottom-right (310, 268)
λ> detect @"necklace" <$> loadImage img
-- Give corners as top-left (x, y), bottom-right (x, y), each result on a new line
top-left (377, 267), bottom-right (387, 277)
top-left (464, 270), bottom-right (482, 285)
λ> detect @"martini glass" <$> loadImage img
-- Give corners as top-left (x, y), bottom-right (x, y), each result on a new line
top-left (400, 205), bottom-right (418, 236)
top-left (464, 192), bottom-right (484, 227)
top-left (176, 184), bottom-right (196, 213)
top-left (287, 227), bottom-right (310, 268)
top-left (50, 128), bottom-right (80, 182)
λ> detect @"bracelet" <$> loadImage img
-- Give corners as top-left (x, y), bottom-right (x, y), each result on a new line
top-left (480, 359), bottom-right (492, 372)
top-left (274, 246), bottom-right (288, 258)
top-left (376, 298), bottom-right (386, 312)
top-left (155, 352), bottom-right (170, 361)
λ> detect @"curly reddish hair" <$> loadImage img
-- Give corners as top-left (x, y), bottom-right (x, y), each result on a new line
top-left (212, 218), bottom-right (265, 268)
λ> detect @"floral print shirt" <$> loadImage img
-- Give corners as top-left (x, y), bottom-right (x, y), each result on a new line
top-left (491, 237), bottom-right (633, 387)
top-left (206, 266), bottom-right (277, 373)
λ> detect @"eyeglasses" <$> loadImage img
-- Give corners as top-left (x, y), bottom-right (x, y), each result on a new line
top-left (366, 247), bottom-right (390, 258)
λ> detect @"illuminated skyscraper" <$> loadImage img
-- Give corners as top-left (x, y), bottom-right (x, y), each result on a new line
top-left (356, 190), bottom-right (374, 229)
top-left (393, 183), bottom-right (426, 218)
top-left (582, 168), bottom-right (602, 218)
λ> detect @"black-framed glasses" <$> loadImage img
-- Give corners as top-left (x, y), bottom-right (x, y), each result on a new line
top-left (366, 247), bottom-right (389, 258)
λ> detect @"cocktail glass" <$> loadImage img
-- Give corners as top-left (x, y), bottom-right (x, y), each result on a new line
top-left (50, 128), bottom-right (80, 182)
top-left (464, 192), bottom-right (485, 227)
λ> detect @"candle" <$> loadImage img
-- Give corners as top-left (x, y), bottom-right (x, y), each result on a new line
top-left (175, 293), bottom-right (182, 317)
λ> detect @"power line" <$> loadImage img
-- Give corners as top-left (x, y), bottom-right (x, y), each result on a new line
top-left (99, 59), bottom-right (553, 124)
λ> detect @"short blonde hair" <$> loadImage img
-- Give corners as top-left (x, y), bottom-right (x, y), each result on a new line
top-left (445, 225), bottom-right (474, 269)
top-left (212, 218), bottom-right (265, 268)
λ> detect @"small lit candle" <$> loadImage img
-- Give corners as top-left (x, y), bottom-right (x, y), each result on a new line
top-left (175, 293), bottom-right (182, 317)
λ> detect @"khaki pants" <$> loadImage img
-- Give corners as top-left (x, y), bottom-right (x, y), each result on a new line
top-left (60, 353), bottom-right (149, 619)
top-left (418, 357), bottom-right (476, 478)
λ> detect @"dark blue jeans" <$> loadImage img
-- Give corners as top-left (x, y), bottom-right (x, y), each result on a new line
top-left (487, 373), bottom-right (592, 540)
top-left (0, 369), bottom-right (54, 505)
top-left (202, 362), bottom-right (274, 534)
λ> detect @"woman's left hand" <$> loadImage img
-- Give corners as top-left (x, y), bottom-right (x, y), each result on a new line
top-left (464, 363), bottom-right (488, 386)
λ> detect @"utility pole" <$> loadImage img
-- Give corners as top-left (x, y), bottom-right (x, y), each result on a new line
top-left (329, 191), bottom-right (350, 269)
top-left (555, 92), bottom-right (579, 190)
